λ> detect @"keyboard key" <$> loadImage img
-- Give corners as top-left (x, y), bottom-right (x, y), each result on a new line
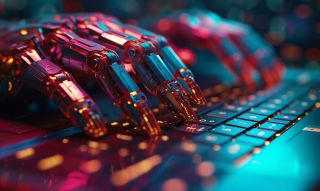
top-left (274, 114), bottom-right (297, 121)
top-left (250, 107), bottom-right (276, 116)
top-left (193, 106), bottom-right (212, 116)
top-left (234, 99), bottom-right (257, 107)
top-left (194, 133), bottom-right (231, 145)
top-left (306, 92), bottom-right (320, 102)
top-left (206, 141), bottom-right (254, 162)
top-left (288, 100), bottom-right (314, 111)
top-left (269, 118), bottom-right (292, 125)
top-left (174, 124), bottom-right (212, 134)
top-left (222, 104), bottom-right (249, 113)
top-left (246, 129), bottom-right (276, 139)
top-left (259, 103), bottom-right (282, 110)
top-left (206, 110), bottom-right (238, 119)
top-left (226, 118), bottom-right (258, 129)
top-left (281, 109), bottom-right (304, 116)
top-left (236, 135), bottom-right (266, 147)
top-left (194, 102), bottom-right (224, 115)
top-left (268, 98), bottom-right (287, 105)
top-left (197, 115), bottom-right (226, 126)
top-left (237, 113), bottom-right (268, 122)
top-left (210, 102), bottom-right (224, 109)
top-left (259, 122), bottom-right (285, 131)
top-left (210, 125), bottom-right (245, 137)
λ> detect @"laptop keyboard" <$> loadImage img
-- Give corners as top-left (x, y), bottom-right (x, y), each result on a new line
top-left (0, 82), bottom-right (319, 162)
top-left (0, 82), bottom-right (319, 190)
top-left (171, 82), bottom-right (319, 162)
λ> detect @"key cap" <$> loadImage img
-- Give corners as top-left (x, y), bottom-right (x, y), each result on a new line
top-left (206, 141), bottom-right (254, 162)
top-left (222, 104), bottom-right (249, 113)
top-left (246, 128), bottom-right (276, 139)
top-left (226, 118), bottom-right (258, 129)
top-left (281, 109), bottom-right (304, 116)
top-left (193, 106), bottom-right (211, 116)
top-left (210, 125), bottom-right (245, 137)
top-left (259, 103), bottom-right (282, 110)
top-left (193, 133), bottom-right (231, 145)
top-left (250, 107), bottom-right (276, 116)
top-left (274, 114), bottom-right (297, 121)
top-left (269, 118), bottom-right (292, 125)
top-left (306, 91), bottom-right (320, 102)
top-left (236, 135), bottom-right (266, 147)
top-left (288, 100), bottom-right (314, 111)
top-left (194, 102), bottom-right (224, 116)
top-left (197, 115), bottom-right (226, 126)
top-left (301, 96), bottom-right (317, 103)
top-left (237, 113), bottom-right (268, 122)
top-left (268, 98), bottom-right (286, 105)
top-left (206, 109), bottom-right (238, 119)
top-left (210, 102), bottom-right (224, 109)
top-left (234, 99), bottom-right (257, 107)
top-left (259, 122), bottom-right (285, 131)
top-left (174, 124), bottom-right (212, 134)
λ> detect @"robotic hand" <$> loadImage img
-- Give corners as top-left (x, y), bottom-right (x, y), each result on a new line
top-left (0, 10), bottom-right (284, 138)
top-left (139, 9), bottom-right (285, 89)
top-left (0, 13), bottom-right (206, 138)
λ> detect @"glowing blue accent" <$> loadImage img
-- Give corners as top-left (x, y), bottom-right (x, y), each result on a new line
top-left (97, 21), bottom-right (108, 31)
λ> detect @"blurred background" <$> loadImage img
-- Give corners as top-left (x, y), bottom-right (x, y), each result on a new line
top-left (0, 0), bottom-right (319, 68)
